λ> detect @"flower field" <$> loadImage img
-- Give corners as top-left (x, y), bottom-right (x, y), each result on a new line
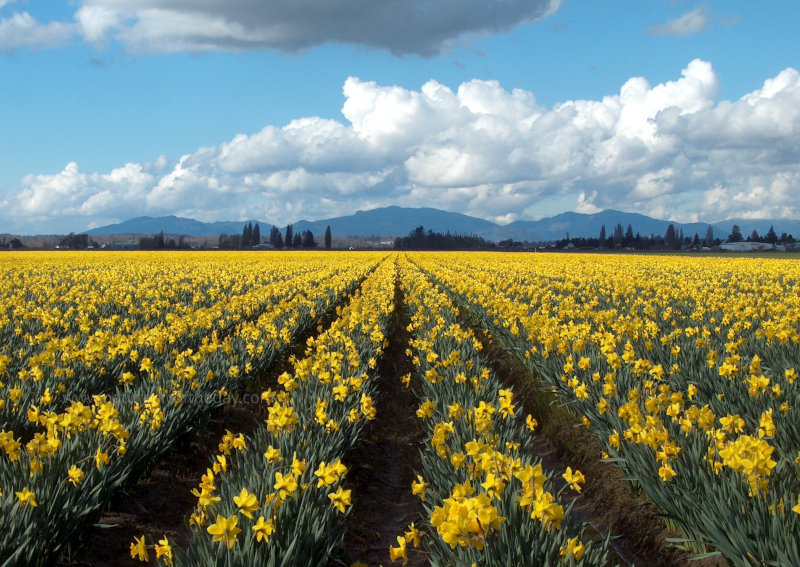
top-left (412, 252), bottom-right (800, 566)
top-left (0, 250), bottom-right (798, 566)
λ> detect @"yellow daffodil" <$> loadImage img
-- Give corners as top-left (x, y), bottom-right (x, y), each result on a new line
top-left (562, 467), bottom-right (585, 493)
top-left (328, 486), bottom-right (352, 513)
top-left (67, 464), bottom-right (84, 486)
top-left (129, 535), bottom-right (148, 561)
top-left (389, 535), bottom-right (408, 565)
top-left (154, 536), bottom-right (173, 566)
top-left (411, 475), bottom-right (429, 501)
top-left (207, 514), bottom-right (241, 549)
top-left (233, 487), bottom-right (260, 519)
top-left (15, 487), bottom-right (37, 507)
top-left (252, 516), bottom-right (276, 543)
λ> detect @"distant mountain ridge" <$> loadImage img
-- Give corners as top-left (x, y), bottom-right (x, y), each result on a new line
top-left (86, 215), bottom-right (266, 237)
top-left (85, 207), bottom-right (800, 243)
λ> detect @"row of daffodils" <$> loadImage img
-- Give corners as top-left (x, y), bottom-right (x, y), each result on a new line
top-left (394, 256), bottom-right (613, 566)
top-left (0, 252), bottom-right (339, 434)
top-left (0, 252), bottom-right (384, 567)
top-left (413, 252), bottom-right (800, 567)
top-left (133, 257), bottom-right (396, 566)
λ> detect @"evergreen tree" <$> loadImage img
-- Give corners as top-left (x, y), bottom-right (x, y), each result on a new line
top-left (253, 223), bottom-right (261, 245)
top-left (612, 224), bottom-right (624, 248)
top-left (624, 225), bottom-right (634, 247)
top-left (270, 226), bottom-right (283, 249)
top-left (765, 225), bottom-right (778, 244)
top-left (302, 230), bottom-right (316, 248)
top-left (324, 225), bottom-right (332, 249)
top-left (598, 225), bottom-right (607, 248)
top-left (292, 233), bottom-right (302, 248)
top-left (729, 224), bottom-right (743, 242)
top-left (285, 224), bottom-right (293, 249)
top-left (704, 225), bottom-right (714, 248)
top-left (665, 224), bottom-right (678, 249)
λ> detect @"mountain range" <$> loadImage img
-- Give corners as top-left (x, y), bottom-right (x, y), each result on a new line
top-left (85, 206), bottom-right (800, 243)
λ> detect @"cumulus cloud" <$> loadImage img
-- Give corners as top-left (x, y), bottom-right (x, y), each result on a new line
top-left (76, 4), bottom-right (122, 43)
top-left (649, 6), bottom-right (710, 36)
top-left (3, 59), bottom-right (800, 232)
top-left (575, 191), bottom-right (602, 214)
top-left (67, 0), bottom-right (561, 56)
top-left (0, 12), bottom-right (75, 52)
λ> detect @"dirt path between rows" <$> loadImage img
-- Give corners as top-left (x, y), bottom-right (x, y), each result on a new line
top-left (337, 276), bottom-right (427, 567)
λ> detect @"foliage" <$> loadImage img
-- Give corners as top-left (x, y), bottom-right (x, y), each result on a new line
top-left (390, 256), bottom-right (613, 566)
top-left (415, 251), bottom-right (800, 566)
top-left (0, 251), bottom-right (384, 567)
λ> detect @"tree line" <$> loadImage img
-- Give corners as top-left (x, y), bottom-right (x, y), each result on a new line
top-left (394, 226), bottom-right (494, 250)
top-left (216, 222), bottom-right (333, 250)
top-left (558, 223), bottom-right (795, 250)
top-left (137, 232), bottom-right (191, 250)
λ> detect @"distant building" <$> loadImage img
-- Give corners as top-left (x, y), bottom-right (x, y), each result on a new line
top-left (719, 242), bottom-right (774, 252)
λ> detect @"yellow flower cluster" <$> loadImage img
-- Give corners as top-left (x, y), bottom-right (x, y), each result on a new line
top-left (390, 256), bottom-right (598, 565)
top-left (412, 251), bottom-right (800, 564)
top-left (0, 251), bottom-right (385, 567)
top-left (1, 252), bottom-right (374, 427)
top-left (157, 256), bottom-right (395, 565)
top-left (430, 484), bottom-right (504, 550)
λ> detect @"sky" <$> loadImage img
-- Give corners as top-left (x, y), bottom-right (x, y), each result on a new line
top-left (0, 1), bottom-right (798, 234)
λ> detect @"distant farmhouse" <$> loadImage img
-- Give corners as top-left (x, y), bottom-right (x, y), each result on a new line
top-left (718, 242), bottom-right (792, 252)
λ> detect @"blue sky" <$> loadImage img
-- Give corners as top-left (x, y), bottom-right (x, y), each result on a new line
top-left (1, 1), bottom-right (798, 234)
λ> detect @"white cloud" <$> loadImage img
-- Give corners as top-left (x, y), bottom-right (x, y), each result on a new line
top-left (0, 12), bottom-right (75, 52)
top-left (4, 59), bottom-right (800, 232)
top-left (217, 116), bottom-right (382, 174)
top-left (575, 191), bottom-right (601, 214)
top-left (633, 168), bottom-right (675, 198)
top-left (649, 6), bottom-right (710, 37)
top-left (5, 161), bottom-right (155, 232)
top-left (76, 4), bottom-right (122, 43)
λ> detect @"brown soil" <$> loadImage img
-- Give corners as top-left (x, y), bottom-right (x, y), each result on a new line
top-left (336, 278), bottom-right (427, 567)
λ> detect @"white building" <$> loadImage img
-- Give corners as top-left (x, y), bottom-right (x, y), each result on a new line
top-left (719, 242), bottom-right (774, 252)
